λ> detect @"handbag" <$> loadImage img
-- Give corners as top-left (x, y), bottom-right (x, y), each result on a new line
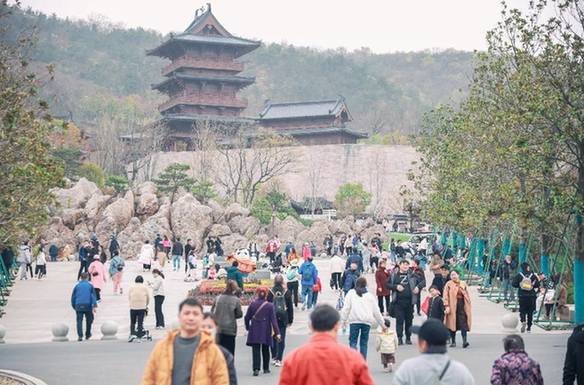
top-left (388, 300), bottom-right (396, 318)
top-left (421, 296), bottom-right (430, 315)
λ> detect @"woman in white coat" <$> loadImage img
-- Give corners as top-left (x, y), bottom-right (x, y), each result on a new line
top-left (138, 240), bottom-right (154, 272)
top-left (341, 276), bottom-right (386, 360)
top-left (329, 254), bottom-right (345, 291)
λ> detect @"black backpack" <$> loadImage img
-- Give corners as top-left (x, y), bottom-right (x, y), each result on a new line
top-left (271, 289), bottom-right (288, 323)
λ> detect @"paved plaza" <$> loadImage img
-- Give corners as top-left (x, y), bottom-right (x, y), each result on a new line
top-left (0, 258), bottom-right (572, 384)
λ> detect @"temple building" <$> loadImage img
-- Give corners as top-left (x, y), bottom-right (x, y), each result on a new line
top-left (258, 97), bottom-right (367, 145)
top-left (147, 4), bottom-right (260, 150)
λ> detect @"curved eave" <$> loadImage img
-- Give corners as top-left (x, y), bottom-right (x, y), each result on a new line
top-left (146, 36), bottom-right (261, 59)
top-left (152, 74), bottom-right (256, 91)
top-left (274, 127), bottom-right (369, 139)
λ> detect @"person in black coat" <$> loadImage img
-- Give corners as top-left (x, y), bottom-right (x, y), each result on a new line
top-left (427, 285), bottom-right (445, 321)
top-left (563, 323), bottom-right (584, 385)
top-left (48, 244), bottom-right (59, 262)
top-left (431, 264), bottom-right (451, 297)
top-left (511, 262), bottom-right (540, 333)
top-left (267, 274), bottom-right (294, 366)
top-left (1, 247), bottom-right (14, 274)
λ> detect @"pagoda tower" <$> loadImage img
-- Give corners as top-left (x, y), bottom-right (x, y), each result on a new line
top-left (147, 4), bottom-right (260, 150)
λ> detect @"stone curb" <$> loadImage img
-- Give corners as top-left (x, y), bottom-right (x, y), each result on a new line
top-left (0, 370), bottom-right (48, 385)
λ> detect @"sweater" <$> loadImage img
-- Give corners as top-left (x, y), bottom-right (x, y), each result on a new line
top-left (491, 350), bottom-right (543, 385)
top-left (394, 353), bottom-right (475, 385)
top-left (129, 283), bottom-right (150, 310)
top-left (151, 276), bottom-right (165, 296)
top-left (340, 289), bottom-right (385, 327)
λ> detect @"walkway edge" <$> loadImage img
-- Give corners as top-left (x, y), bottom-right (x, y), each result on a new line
top-left (0, 370), bottom-right (49, 385)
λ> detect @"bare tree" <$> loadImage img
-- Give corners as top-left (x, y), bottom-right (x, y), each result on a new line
top-left (305, 151), bottom-right (324, 216)
top-left (367, 150), bottom-right (387, 218)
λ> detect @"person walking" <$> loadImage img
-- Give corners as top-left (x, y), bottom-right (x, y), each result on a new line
top-left (375, 259), bottom-right (391, 315)
top-left (285, 259), bottom-right (300, 308)
top-left (375, 318), bottom-right (399, 372)
top-left (156, 245), bottom-right (167, 270)
top-left (443, 269), bottom-right (472, 348)
top-left (172, 237), bottom-right (184, 271)
top-left (71, 272), bottom-right (97, 341)
top-left (1, 246), bottom-right (14, 276)
top-left (48, 243), bottom-right (59, 262)
top-left (324, 235), bottom-right (333, 256)
top-left (298, 256), bottom-right (318, 311)
top-left (361, 241), bottom-right (372, 273)
top-left (184, 238), bottom-right (194, 273)
top-left (138, 240), bottom-right (154, 272)
top-left (427, 285), bottom-right (445, 321)
top-left (341, 277), bottom-right (386, 359)
top-left (98, 245), bottom-right (107, 264)
top-left (77, 240), bottom-right (90, 280)
top-left (430, 253), bottom-right (444, 276)
top-left (330, 253), bottom-right (344, 291)
top-left (345, 250), bottom-right (364, 275)
top-left (108, 250), bottom-right (125, 295)
top-left (17, 241), bottom-right (31, 280)
top-left (226, 261), bottom-right (244, 291)
top-left (500, 255), bottom-right (518, 303)
top-left (312, 277), bottom-right (322, 307)
top-left (393, 318), bottom-right (476, 384)
top-left (108, 234), bottom-right (119, 260)
top-left (88, 255), bottom-right (107, 302)
top-left (148, 269), bottom-right (166, 329)
top-left (35, 246), bottom-right (47, 280)
top-left (128, 275), bottom-right (150, 342)
top-left (141, 298), bottom-right (229, 385)
top-left (266, 237), bottom-right (278, 265)
top-left (431, 264), bottom-right (451, 297)
top-left (245, 287), bottom-right (281, 377)
top-left (386, 259), bottom-right (425, 345)
top-left (412, 258), bottom-right (426, 316)
top-left (267, 274), bottom-right (294, 367)
top-left (211, 280), bottom-right (243, 356)
top-left (162, 235), bottom-right (171, 254)
top-left (341, 262), bottom-right (360, 296)
top-left (214, 237), bottom-right (224, 257)
top-left (279, 304), bottom-right (375, 385)
top-left (563, 323), bottom-right (584, 385)
top-left (511, 262), bottom-right (540, 333)
top-left (201, 313), bottom-right (239, 385)
top-left (490, 334), bottom-right (543, 385)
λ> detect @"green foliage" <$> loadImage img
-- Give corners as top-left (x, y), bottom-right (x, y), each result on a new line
top-left (154, 163), bottom-right (196, 202)
top-left (106, 175), bottom-right (130, 194)
top-left (78, 162), bottom-right (105, 187)
top-left (51, 147), bottom-right (82, 179)
top-left (251, 188), bottom-right (298, 226)
top-left (192, 180), bottom-right (217, 205)
top-left (0, 1), bottom-right (66, 247)
top-left (334, 183), bottom-right (372, 217)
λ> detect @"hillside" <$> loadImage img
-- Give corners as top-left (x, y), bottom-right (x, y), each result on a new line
top-left (6, 7), bottom-right (475, 134)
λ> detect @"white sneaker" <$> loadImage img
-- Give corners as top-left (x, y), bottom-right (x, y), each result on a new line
top-left (383, 366), bottom-right (389, 372)
top-left (301, 302), bottom-right (306, 311)
top-left (271, 359), bottom-right (276, 366)
top-left (128, 335), bottom-right (137, 343)
top-left (274, 361), bottom-right (282, 367)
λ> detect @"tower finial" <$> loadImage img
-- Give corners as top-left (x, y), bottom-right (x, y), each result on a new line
top-left (207, 3), bottom-right (212, 12)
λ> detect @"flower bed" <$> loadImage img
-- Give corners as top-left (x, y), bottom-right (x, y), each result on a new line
top-left (188, 279), bottom-right (273, 306)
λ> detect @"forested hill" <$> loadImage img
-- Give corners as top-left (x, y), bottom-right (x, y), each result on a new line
top-left (8, 8), bottom-right (475, 134)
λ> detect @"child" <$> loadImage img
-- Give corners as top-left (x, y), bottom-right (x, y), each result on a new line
top-left (185, 250), bottom-right (197, 282)
top-left (36, 248), bottom-right (47, 280)
top-left (312, 277), bottom-right (322, 307)
top-left (375, 318), bottom-right (399, 372)
top-left (215, 263), bottom-right (227, 279)
top-left (202, 254), bottom-right (209, 279)
top-left (427, 285), bottom-right (445, 321)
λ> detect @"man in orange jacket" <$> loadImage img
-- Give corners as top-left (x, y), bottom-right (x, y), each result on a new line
top-left (279, 304), bottom-right (375, 385)
top-left (141, 298), bottom-right (229, 385)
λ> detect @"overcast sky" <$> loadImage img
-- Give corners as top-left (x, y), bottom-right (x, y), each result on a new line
top-left (19, 0), bottom-right (551, 52)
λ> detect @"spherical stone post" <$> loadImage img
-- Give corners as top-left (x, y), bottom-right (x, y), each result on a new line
top-left (0, 324), bottom-right (6, 344)
top-left (52, 323), bottom-right (69, 342)
top-left (101, 321), bottom-right (118, 340)
top-left (502, 313), bottom-right (519, 333)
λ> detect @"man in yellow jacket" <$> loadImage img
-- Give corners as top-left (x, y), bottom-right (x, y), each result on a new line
top-left (141, 298), bottom-right (229, 385)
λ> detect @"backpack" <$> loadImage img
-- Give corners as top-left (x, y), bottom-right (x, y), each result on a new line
top-left (287, 268), bottom-right (297, 281)
top-left (302, 264), bottom-right (314, 283)
top-left (271, 289), bottom-right (288, 323)
top-left (519, 273), bottom-right (534, 291)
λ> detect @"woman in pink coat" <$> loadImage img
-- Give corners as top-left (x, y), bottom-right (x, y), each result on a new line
top-left (302, 243), bottom-right (311, 262)
top-left (88, 255), bottom-right (107, 302)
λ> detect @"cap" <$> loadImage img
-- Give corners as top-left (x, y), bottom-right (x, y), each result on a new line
top-left (410, 319), bottom-right (450, 346)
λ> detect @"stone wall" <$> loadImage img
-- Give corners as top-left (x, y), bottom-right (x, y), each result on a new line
top-left (139, 144), bottom-right (418, 214)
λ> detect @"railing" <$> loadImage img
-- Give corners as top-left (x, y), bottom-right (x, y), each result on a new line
top-left (162, 56), bottom-right (244, 76)
top-left (158, 94), bottom-right (247, 112)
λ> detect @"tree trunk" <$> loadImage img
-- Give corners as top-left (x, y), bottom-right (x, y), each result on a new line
top-left (574, 159), bottom-right (584, 324)
top-left (518, 226), bottom-right (528, 264)
top-left (477, 238), bottom-right (486, 275)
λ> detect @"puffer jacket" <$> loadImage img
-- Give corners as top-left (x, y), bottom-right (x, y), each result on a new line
top-left (141, 329), bottom-right (229, 385)
top-left (375, 329), bottom-right (399, 354)
top-left (329, 256), bottom-right (345, 273)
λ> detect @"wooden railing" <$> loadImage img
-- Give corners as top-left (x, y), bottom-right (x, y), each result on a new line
top-left (158, 94), bottom-right (247, 112)
top-left (162, 56), bottom-right (244, 76)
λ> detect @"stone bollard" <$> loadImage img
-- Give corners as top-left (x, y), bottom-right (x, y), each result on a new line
top-left (52, 323), bottom-right (69, 342)
top-left (171, 320), bottom-right (180, 330)
top-left (502, 313), bottom-right (519, 333)
top-left (0, 324), bottom-right (5, 344)
top-left (101, 321), bottom-right (118, 340)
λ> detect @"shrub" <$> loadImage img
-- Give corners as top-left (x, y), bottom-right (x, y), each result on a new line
top-left (78, 162), bottom-right (105, 187)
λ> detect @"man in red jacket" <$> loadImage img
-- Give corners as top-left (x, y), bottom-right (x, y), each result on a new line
top-left (279, 304), bottom-right (375, 385)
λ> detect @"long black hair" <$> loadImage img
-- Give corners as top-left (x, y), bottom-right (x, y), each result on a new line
top-left (355, 277), bottom-right (367, 297)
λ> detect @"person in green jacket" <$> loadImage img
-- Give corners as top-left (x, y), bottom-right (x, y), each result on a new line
top-left (448, 257), bottom-right (465, 280)
top-left (226, 261), bottom-right (244, 291)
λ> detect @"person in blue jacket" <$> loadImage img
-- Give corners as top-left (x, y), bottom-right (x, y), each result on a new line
top-left (71, 272), bottom-right (98, 341)
top-left (346, 252), bottom-right (364, 275)
top-left (298, 256), bottom-right (318, 311)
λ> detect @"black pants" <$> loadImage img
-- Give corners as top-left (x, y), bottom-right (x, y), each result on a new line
top-left (77, 261), bottom-right (88, 280)
top-left (331, 272), bottom-right (342, 290)
top-left (26, 263), bottom-right (33, 277)
top-left (326, 247), bottom-right (332, 256)
top-left (76, 310), bottom-right (93, 339)
top-left (271, 325), bottom-right (287, 361)
top-left (415, 293), bottom-right (422, 314)
top-left (130, 309), bottom-right (146, 338)
top-left (267, 252), bottom-right (275, 264)
top-left (312, 291), bottom-right (319, 306)
top-left (218, 333), bottom-right (236, 356)
top-left (519, 296), bottom-right (535, 328)
top-left (371, 257), bottom-right (379, 269)
top-left (287, 281), bottom-right (299, 307)
top-left (154, 295), bottom-right (165, 327)
top-left (394, 302), bottom-right (414, 339)
top-left (378, 295), bottom-right (391, 314)
top-left (251, 343), bottom-right (270, 371)
top-left (94, 288), bottom-right (101, 301)
top-left (50, 254), bottom-right (57, 262)
top-left (450, 330), bottom-right (468, 343)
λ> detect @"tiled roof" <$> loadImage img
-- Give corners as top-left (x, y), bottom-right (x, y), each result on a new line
top-left (258, 98), bottom-right (351, 120)
top-left (152, 73), bottom-right (255, 90)
top-left (162, 114), bottom-right (256, 124)
top-left (146, 34), bottom-right (260, 57)
top-left (275, 126), bottom-right (368, 139)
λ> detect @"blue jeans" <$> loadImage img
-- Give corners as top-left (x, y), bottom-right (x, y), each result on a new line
top-left (301, 285), bottom-right (314, 309)
top-left (173, 255), bottom-right (181, 269)
top-left (349, 323), bottom-right (371, 359)
top-left (271, 325), bottom-right (287, 361)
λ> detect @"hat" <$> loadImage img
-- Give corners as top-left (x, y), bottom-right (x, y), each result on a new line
top-left (110, 233), bottom-right (115, 238)
top-left (411, 319), bottom-right (450, 346)
top-left (289, 259), bottom-right (299, 267)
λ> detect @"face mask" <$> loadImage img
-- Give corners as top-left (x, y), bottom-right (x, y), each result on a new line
top-left (209, 329), bottom-right (216, 337)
